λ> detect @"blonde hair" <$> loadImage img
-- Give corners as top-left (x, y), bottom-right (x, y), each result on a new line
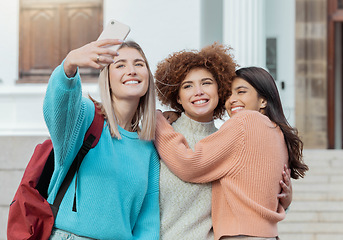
top-left (95, 41), bottom-right (156, 140)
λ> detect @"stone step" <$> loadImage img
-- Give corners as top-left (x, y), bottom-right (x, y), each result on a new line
top-left (279, 222), bottom-right (343, 234)
top-left (282, 211), bottom-right (343, 223)
top-left (278, 234), bottom-right (343, 240)
top-left (292, 191), bottom-right (343, 201)
top-left (304, 166), bottom-right (343, 175)
top-left (293, 175), bottom-right (343, 183)
top-left (293, 183), bottom-right (343, 193)
top-left (286, 201), bottom-right (343, 212)
top-left (303, 150), bottom-right (343, 160)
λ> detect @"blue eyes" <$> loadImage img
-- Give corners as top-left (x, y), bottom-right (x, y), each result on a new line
top-left (182, 81), bottom-right (213, 89)
top-left (115, 62), bottom-right (145, 68)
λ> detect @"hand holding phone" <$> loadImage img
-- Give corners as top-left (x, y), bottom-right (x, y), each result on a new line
top-left (64, 20), bottom-right (130, 75)
top-left (97, 20), bottom-right (131, 53)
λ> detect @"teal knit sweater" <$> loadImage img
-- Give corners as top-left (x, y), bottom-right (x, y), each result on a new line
top-left (43, 63), bottom-right (160, 239)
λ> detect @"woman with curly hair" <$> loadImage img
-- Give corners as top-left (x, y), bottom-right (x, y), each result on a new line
top-left (154, 44), bottom-right (292, 240)
top-left (155, 43), bottom-right (236, 240)
top-left (155, 66), bottom-right (308, 240)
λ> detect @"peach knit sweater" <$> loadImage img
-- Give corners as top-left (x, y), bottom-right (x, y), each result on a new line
top-left (154, 110), bottom-right (288, 240)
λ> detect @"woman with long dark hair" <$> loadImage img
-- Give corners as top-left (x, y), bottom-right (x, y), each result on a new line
top-left (233, 67), bottom-right (306, 179)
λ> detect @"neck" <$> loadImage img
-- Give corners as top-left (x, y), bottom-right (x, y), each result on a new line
top-left (184, 112), bottom-right (214, 123)
top-left (112, 99), bottom-right (140, 131)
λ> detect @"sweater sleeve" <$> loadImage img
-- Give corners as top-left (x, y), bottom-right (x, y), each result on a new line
top-left (132, 148), bottom-right (160, 240)
top-left (154, 111), bottom-right (246, 183)
top-left (43, 60), bottom-right (94, 167)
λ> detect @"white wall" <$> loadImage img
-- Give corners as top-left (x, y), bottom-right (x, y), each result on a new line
top-left (0, 0), bottom-right (296, 134)
top-left (0, 0), bottom-right (19, 86)
top-left (223, 0), bottom-right (266, 68)
top-left (265, 0), bottom-right (296, 125)
top-left (103, 0), bottom-right (202, 111)
top-left (104, 0), bottom-right (201, 76)
top-left (222, 0), bottom-right (296, 125)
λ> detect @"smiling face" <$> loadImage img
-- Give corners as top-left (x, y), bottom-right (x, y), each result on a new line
top-left (177, 68), bottom-right (219, 122)
top-left (109, 47), bottom-right (149, 102)
top-left (225, 77), bottom-right (267, 117)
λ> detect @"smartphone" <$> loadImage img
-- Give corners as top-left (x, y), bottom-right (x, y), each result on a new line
top-left (97, 19), bottom-right (131, 52)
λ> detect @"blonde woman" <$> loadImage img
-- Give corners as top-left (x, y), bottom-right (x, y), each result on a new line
top-left (44, 39), bottom-right (159, 239)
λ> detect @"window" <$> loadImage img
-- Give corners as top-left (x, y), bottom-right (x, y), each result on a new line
top-left (18, 0), bottom-right (103, 83)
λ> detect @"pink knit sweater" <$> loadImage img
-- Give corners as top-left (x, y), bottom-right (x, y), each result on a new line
top-left (155, 110), bottom-right (288, 240)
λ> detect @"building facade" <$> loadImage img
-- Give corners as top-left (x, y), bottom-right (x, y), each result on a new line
top-left (1, 0), bottom-right (338, 149)
top-left (0, 1), bottom-right (342, 238)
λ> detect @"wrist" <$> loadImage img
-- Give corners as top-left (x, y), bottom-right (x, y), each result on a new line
top-left (64, 51), bottom-right (78, 78)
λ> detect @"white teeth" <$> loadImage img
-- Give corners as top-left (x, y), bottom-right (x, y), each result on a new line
top-left (231, 107), bottom-right (244, 112)
top-left (193, 100), bottom-right (207, 105)
top-left (124, 80), bottom-right (139, 85)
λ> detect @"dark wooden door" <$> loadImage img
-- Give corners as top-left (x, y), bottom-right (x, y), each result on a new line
top-left (18, 0), bottom-right (103, 83)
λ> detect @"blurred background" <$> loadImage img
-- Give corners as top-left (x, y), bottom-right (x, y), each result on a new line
top-left (0, 0), bottom-right (342, 239)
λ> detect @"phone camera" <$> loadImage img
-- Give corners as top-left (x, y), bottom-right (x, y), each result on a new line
top-left (111, 21), bottom-right (115, 25)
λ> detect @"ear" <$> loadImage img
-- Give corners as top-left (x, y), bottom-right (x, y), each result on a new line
top-left (260, 98), bottom-right (267, 109)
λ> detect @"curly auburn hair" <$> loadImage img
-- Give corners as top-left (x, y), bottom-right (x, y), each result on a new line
top-left (155, 42), bottom-right (237, 119)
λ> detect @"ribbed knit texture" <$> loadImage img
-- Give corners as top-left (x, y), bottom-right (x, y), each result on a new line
top-left (160, 113), bottom-right (216, 240)
top-left (155, 110), bottom-right (288, 240)
top-left (43, 62), bottom-right (160, 240)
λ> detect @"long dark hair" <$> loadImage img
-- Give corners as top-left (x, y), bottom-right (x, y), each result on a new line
top-left (235, 67), bottom-right (308, 179)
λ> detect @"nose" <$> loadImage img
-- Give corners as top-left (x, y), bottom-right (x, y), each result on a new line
top-left (228, 94), bottom-right (237, 104)
top-left (194, 85), bottom-right (204, 96)
top-left (127, 64), bottom-right (137, 76)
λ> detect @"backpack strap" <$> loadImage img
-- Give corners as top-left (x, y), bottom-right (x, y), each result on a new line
top-left (50, 102), bottom-right (104, 218)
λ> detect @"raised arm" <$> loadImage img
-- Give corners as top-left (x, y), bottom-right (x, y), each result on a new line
top-left (43, 39), bottom-right (121, 165)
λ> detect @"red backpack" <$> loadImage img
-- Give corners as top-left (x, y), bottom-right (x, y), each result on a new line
top-left (7, 103), bottom-right (104, 240)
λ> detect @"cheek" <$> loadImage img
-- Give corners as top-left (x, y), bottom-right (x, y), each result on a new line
top-left (177, 89), bottom-right (187, 103)
top-left (246, 96), bottom-right (260, 111)
top-left (213, 91), bottom-right (219, 103)
top-left (109, 71), bottom-right (121, 85)
top-left (224, 100), bottom-right (230, 112)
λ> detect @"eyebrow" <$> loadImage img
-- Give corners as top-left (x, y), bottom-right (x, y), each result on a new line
top-left (201, 77), bottom-right (214, 82)
top-left (180, 81), bottom-right (192, 87)
top-left (234, 85), bottom-right (249, 90)
top-left (114, 58), bottom-right (145, 64)
top-left (181, 77), bottom-right (214, 86)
